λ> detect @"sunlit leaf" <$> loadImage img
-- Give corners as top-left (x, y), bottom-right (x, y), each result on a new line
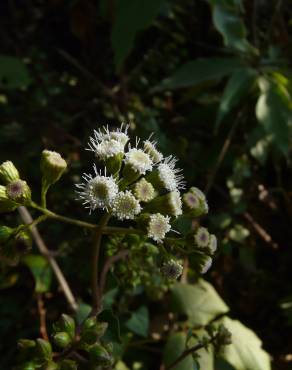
top-left (221, 317), bottom-right (271, 370)
top-left (23, 255), bottom-right (52, 293)
top-left (163, 332), bottom-right (198, 370)
top-left (256, 77), bottom-right (292, 155)
top-left (171, 280), bottom-right (229, 326)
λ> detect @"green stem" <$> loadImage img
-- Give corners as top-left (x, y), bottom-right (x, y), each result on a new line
top-left (41, 181), bottom-right (49, 208)
top-left (91, 213), bottom-right (111, 316)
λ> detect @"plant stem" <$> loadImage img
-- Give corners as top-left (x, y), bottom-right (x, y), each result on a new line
top-left (91, 213), bottom-right (111, 316)
top-left (18, 206), bottom-right (78, 312)
top-left (165, 336), bottom-right (216, 370)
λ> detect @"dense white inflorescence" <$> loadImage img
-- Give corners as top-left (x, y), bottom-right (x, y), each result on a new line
top-left (147, 213), bottom-right (171, 243)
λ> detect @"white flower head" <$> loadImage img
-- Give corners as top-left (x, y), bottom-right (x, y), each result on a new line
top-left (147, 213), bottom-right (171, 243)
top-left (209, 234), bottom-right (217, 253)
top-left (133, 178), bottom-right (156, 202)
top-left (143, 139), bottom-right (163, 163)
top-left (158, 156), bottom-right (185, 192)
top-left (88, 138), bottom-right (124, 161)
top-left (166, 191), bottom-right (183, 217)
top-left (124, 148), bottom-right (153, 175)
top-left (161, 259), bottom-right (183, 280)
top-left (112, 190), bottom-right (141, 220)
top-left (195, 227), bottom-right (210, 248)
top-left (183, 191), bottom-right (200, 209)
top-left (92, 123), bottom-right (129, 146)
top-left (76, 165), bottom-right (118, 212)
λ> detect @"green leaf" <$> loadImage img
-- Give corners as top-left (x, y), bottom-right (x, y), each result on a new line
top-left (171, 280), bottom-right (229, 326)
top-left (256, 77), bottom-right (292, 155)
top-left (111, 0), bottom-right (166, 70)
top-left (220, 317), bottom-right (271, 370)
top-left (23, 255), bottom-right (52, 293)
top-left (216, 68), bottom-right (257, 129)
top-left (125, 306), bottom-right (149, 338)
top-left (207, 1), bottom-right (256, 54)
top-left (75, 302), bottom-right (91, 325)
top-left (99, 309), bottom-right (121, 342)
top-left (155, 58), bottom-right (243, 91)
top-left (163, 332), bottom-right (197, 370)
top-left (0, 55), bottom-right (31, 89)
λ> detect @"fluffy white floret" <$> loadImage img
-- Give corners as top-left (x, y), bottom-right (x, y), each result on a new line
top-left (124, 148), bottom-right (153, 175)
top-left (158, 156), bottom-right (185, 191)
top-left (147, 213), bottom-right (171, 243)
top-left (111, 190), bottom-right (141, 220)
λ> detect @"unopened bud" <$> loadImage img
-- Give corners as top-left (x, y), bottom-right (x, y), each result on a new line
top-left (53, 332), bottom-right (72, 348)
top-left (0, 161), bottom-right (20, 184)
top-left (89, 343), bottom-right (113, 366)
top-left (41, 150), bottom-right (67, 187)
top-left (0, 185), bottom-right (18, 213)
top-left (6, 180), bottom-right (31, 205)
top-left (53, 314), bottom-right (75, 339)
top-left (0, 225), bottom-right (14, 243)
top-left (35, 338), bottom-right (52, 361)
top-left (183, 187), bottom-right (208, 217)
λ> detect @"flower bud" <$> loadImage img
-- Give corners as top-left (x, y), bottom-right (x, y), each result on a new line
top-left (18, 339), bottom-right (36, 350)
top-left (41, 150), bottom-right (67, 187)
top-left (0, 225), bottom-right (14, 243)
top-left (6, 180), bottom-right (31, 205)
top-left (89, 343), bottom-right (113, 366)
top-left (201, 256), bottom-right (213, 274)
top-left (53, 332), bottom-right (72, 348)
top-left (14, 229), bottom-right (32, 254)
top-left (0, 185), bottom-right (18, 213)
top-left (35, 338), bottom-right (52, 361)
top-left (53, 314), bottom-right (75, 339)
top-left (161, 259), bottom-right (183, 280)
top-left (183, 187), bottom-right (208, 217)
top-left (0, 160), bottom-right (20, 184)
top-left (105, 152), bottom-right (124, 176)
top-left (217, 324), bottom-right (232, 346)
top-left (145, 191), bottom-right (182, 217)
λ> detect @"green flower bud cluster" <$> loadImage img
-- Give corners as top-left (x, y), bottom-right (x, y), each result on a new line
top-left (17, 314), bottom-right (114, 369)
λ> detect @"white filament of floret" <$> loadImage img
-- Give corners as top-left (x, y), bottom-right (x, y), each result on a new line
top-left (92, 123), bottom-right (129, 145)
top-left (76, 165), bottom-right (118, 212)
top-left (147, 213), bottom-right (171, 243)
top-left (88, 138), bottom-right (124, 160)
top-left (195, 227), bottom-right (210, 247)
top-left (143, 139), bottom-right (163, 163)
top-left (158, 156), bottom-right (185, 191)
top-left (111, 190), bottom-right (141, 220)
top-left (124, 148), bottom-right (153, 175)
top-left (167, 191), bottom-right (183, 217)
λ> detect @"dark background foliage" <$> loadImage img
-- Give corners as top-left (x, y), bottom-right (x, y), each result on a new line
top-left (0, 0), bottom-right (291, 369)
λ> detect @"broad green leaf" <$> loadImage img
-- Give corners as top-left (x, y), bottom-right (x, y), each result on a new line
top-left (111, 0), bottom-right (166, 69)
top-left (256, 77), bottom-right (292, 155)
top-left (0, 55), bottom-right (31, 89)
top-left (155, 58), bottom-right (243, 91)
top-left (23, 255), bottom-right (52, 293)
top-left (221, 317), bottom-right (271, 370)
top-left (99, 309), bottom-right (121, 342)
top-left (207, 1), bottom-right (256, 54)
top-left (216, 68), bottom-right (257, 129)
top-left (190, 330), bottom-right (214, 370)
top-left (163, 332), bottom-right (198, 370)
top-left (125, 306), bottom-right (149, 338)
top-left (171, 280), bottom-right (229, 326)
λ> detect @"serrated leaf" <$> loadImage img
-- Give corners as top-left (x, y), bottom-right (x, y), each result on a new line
top-left (256, 77), bottom-right (292, 155)
top-left (171, 280), bottom-right (229, 326)
top-left (125, 306), bottom-right (149, 338)
top-left (163, 332), bottom-right (198, 370)
top-left (0, 55), bottom-right (31, 89)
top-left (216, 68), bottom-right (257, 129)
top-left (23, 255), bottom-right (52, 293)
top-left (111, 0), bottom-right (166, 70)
top-left (155, 58), bottom-right (243, 91)
top-left (221, 317), bottom-right (271, 370)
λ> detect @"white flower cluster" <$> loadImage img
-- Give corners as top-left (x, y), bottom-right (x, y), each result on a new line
top-left (76, 124), bottom-right (185, 242)
top-left (76, 124), bottom-right (217, 278)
